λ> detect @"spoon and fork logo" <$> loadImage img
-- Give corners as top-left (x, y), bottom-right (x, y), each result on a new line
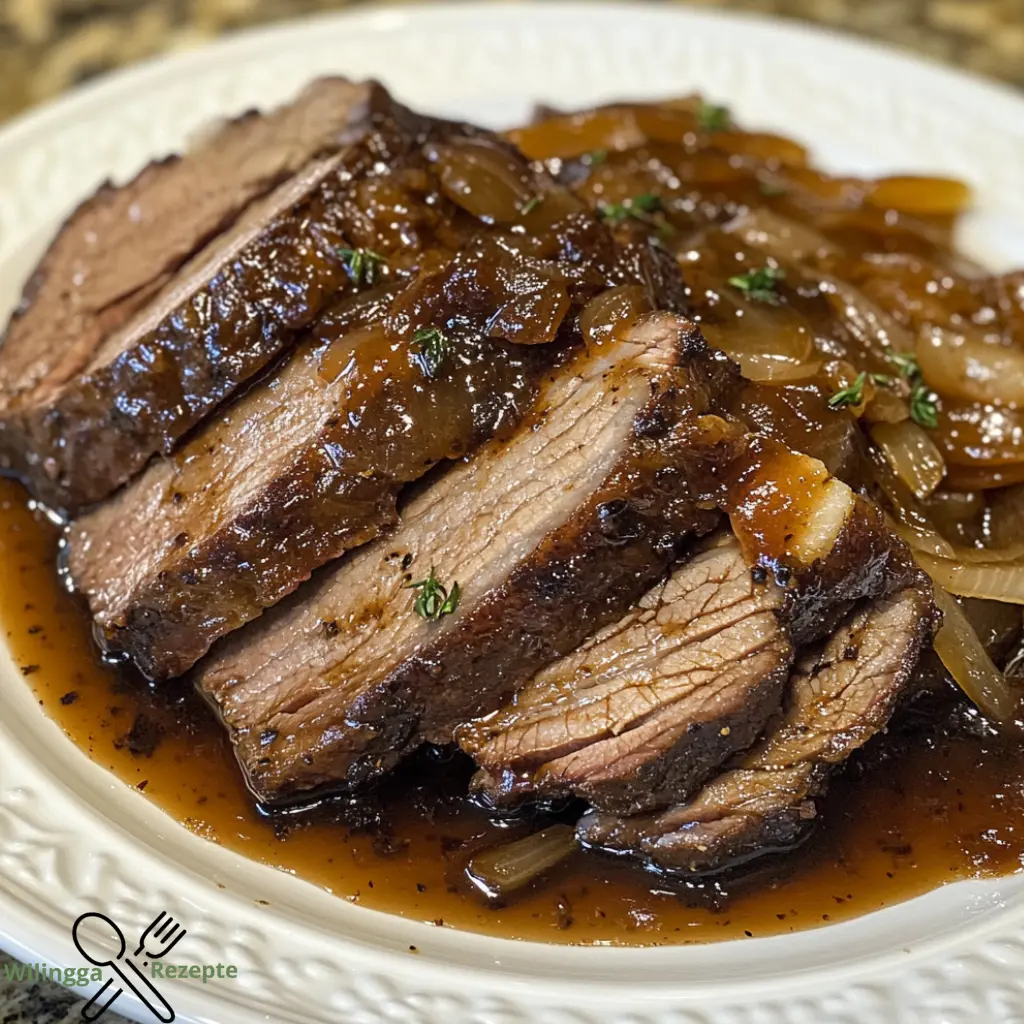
top-left (72, 910), bottom-right (185, 1022)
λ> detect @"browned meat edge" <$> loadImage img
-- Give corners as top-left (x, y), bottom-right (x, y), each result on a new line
top-left (463, 535), bottom-right (794, 814)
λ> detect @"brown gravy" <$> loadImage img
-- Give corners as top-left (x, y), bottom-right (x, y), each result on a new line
top-left (3, 476), bottom-right (1023, 945)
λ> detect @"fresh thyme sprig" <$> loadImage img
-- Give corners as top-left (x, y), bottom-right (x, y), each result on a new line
top-left (406, 567), bottom-right (461, 621)
top-left (598, 192), bottom-right (663, 224)
top-left (828, 371), bottom-right (869, 410)
top-left (698, 102), bottom-right (732, 133)
top-left (889, 351), bottom-right (939, 429)
top-left (338, 247), bottom-right (386, 286)
top-left (728, 266), bottom-right (786, 306)
top-left (411, 327), bottom-right (451, 378)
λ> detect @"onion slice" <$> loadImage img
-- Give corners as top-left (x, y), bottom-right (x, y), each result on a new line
top-left (932, 587), bottom-right (1022, 723)
top-left (466, 825), bottom-right (578, 899)
top-left (915, 552), bottom-right (1024, 605)
top-left (870, 421), bottom-right (946, 500)
top-left (917, 325), bottom-right (1024, 407)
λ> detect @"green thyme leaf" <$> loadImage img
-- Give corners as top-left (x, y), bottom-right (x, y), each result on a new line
top-left (588, 149), bottom-right (608, 165)
top-left (887, 351), bottom-right (938, 428)
top-left (338, 247), bottom-right (386, 286)
top-left (870, 372), bottom-right (895, 386)
top-left (728, 266), bottom-right (786, 305)
top-left (520, 195), bottom-right (544, 215)
top-left (758, 180), bottom-right (788, 197)
top-left (890, 351), bottom-right (921, 380)
top-left (828, 371), bottom-right (868, 410)
top-left (411, 327), bottom-right (450, 378)
top-left (406, 567), bottom-right (461, 621)
top-left (909, 382), bottom-right (940, 429)
top-left (698, 102), bottom-right (732, 133)
top-left (598, 192), bottom-right (663, 224)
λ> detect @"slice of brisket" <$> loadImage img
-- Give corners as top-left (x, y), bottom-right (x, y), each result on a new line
top-left (195, 313), bottom-right (737, 804)
top-left (0, 78), bottom-right (373, 415)
top-left (578, 584), bottom-right (938, 873)
top-left (463, 535), bottom-right (794, 814)
top-left (0, 84), bottom-right (488, 512)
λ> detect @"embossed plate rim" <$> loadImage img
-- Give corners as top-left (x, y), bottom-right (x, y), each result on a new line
top-left (1, 5), bottom-right (1023, 1023)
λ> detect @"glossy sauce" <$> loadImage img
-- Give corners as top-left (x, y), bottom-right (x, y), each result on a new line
top-left (4, 477), bottom-right (1023, 945)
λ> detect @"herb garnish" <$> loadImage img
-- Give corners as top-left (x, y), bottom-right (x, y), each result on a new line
top-left (728, 266), bottom-right (786, 305)
top-left (758, 180), bottom-right (788, 197)
top-left (908, 381), bottom-right (940, 429)
top-left (698, 102), bottom-right (732, 133)
top-left (828, 371), bottom-right (869, 410)
top-left (588, 149), bottom-right (608, 165)
top-left (407, 567), bottom-right (461, 621)
top-left (520, 195), bottom-right (544, 215)
top-left (338, 247), bottom-right (386, 286)
top-left (411, 327), bottom-right (450, 378)
top-left (598, 192), bottom-right (663, 224)
top-left (889, 351), bottom-right (939, 428)
top-left (890, 351), bottom-right (919, 379)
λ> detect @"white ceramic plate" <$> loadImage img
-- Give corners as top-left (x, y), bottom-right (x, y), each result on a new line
top-left (2, 5), bottom-right (1024, 1022)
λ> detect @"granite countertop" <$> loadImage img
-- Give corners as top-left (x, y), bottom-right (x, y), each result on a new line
top-left (0, 0), bottom-right (1021, 122)
top-left (0, 0), bottom-right (1021, 1021)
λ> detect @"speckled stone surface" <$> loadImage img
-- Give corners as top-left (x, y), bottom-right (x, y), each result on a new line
top-left (0, 1), bottom-right (1020, 1021)
top-left (0, 0), bottom-right (1021, 122)
top-left (1, 951), bottom-right (131, 1024)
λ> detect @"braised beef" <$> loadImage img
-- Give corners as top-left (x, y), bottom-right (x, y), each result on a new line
top-left (0, 83), bottom-right (499, 512)
top-left (195, 313), bottom-right (738, 804)
top-left (578, 585), bottom-right (938, 872)
top-left (463, 534), bottom-right (793, 814)
top-left (462, 436), bottom-right (924, 816)
top-left (65, 164), bottom-right (678, 680)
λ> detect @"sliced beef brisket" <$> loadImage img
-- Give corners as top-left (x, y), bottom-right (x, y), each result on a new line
top-left (195, 313), bottom-right (738, 804)
top-left (463, 535), bottom-right (793, 814)
top-left (0, 84), bottom-right (493, 512)
top-left (578, 584), bottom-right (938, 873)
top-left (0, 78), bottom-right (373, 421)
top-left (462, 436), bottom-right (923, 814)
top-left (65, 294), bottom-right (540, 680)
top-left (66, 173), bottom-right (676, 680)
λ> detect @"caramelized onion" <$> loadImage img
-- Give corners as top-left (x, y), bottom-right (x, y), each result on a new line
top-left (932, 586), bottom-right (1022, 722)
top-left (917, 552), bottom-right (1024, 604)
top-left (865, 176), bottom-right (972, 217)
top-left (934, 404), bottom-right (1024, 467)
top-left (870, 420), bottom-right (946, 500)
top-left (507, 109), bottom-right (646, 161)
top-left (945, 463), bottom-right (1024, 491)
top-left (710, 131), bottom-right (808, 168)
top-left (466, 825), bottom-right (578, 899)
top-left (989, 484), bottom-right (1024, 548)
top-left (863, 388), bottom-right (910, 424)
top-left (723, 208), bottom-right (840, 265)
top-left (817, 275), bottom-right (916, 371)
top-left (579, 285), bottom-right (652, 349)
top-left (897, 520), bottom-right (1024, 566)
top-left (428, 139), bottom-right (534, 223)
top-left (923, 487), bottom-right (985, 546)
top-left (917, 325), bottom-right (1024, 406)
top-left (701, 305), bottom-right (814, 383)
